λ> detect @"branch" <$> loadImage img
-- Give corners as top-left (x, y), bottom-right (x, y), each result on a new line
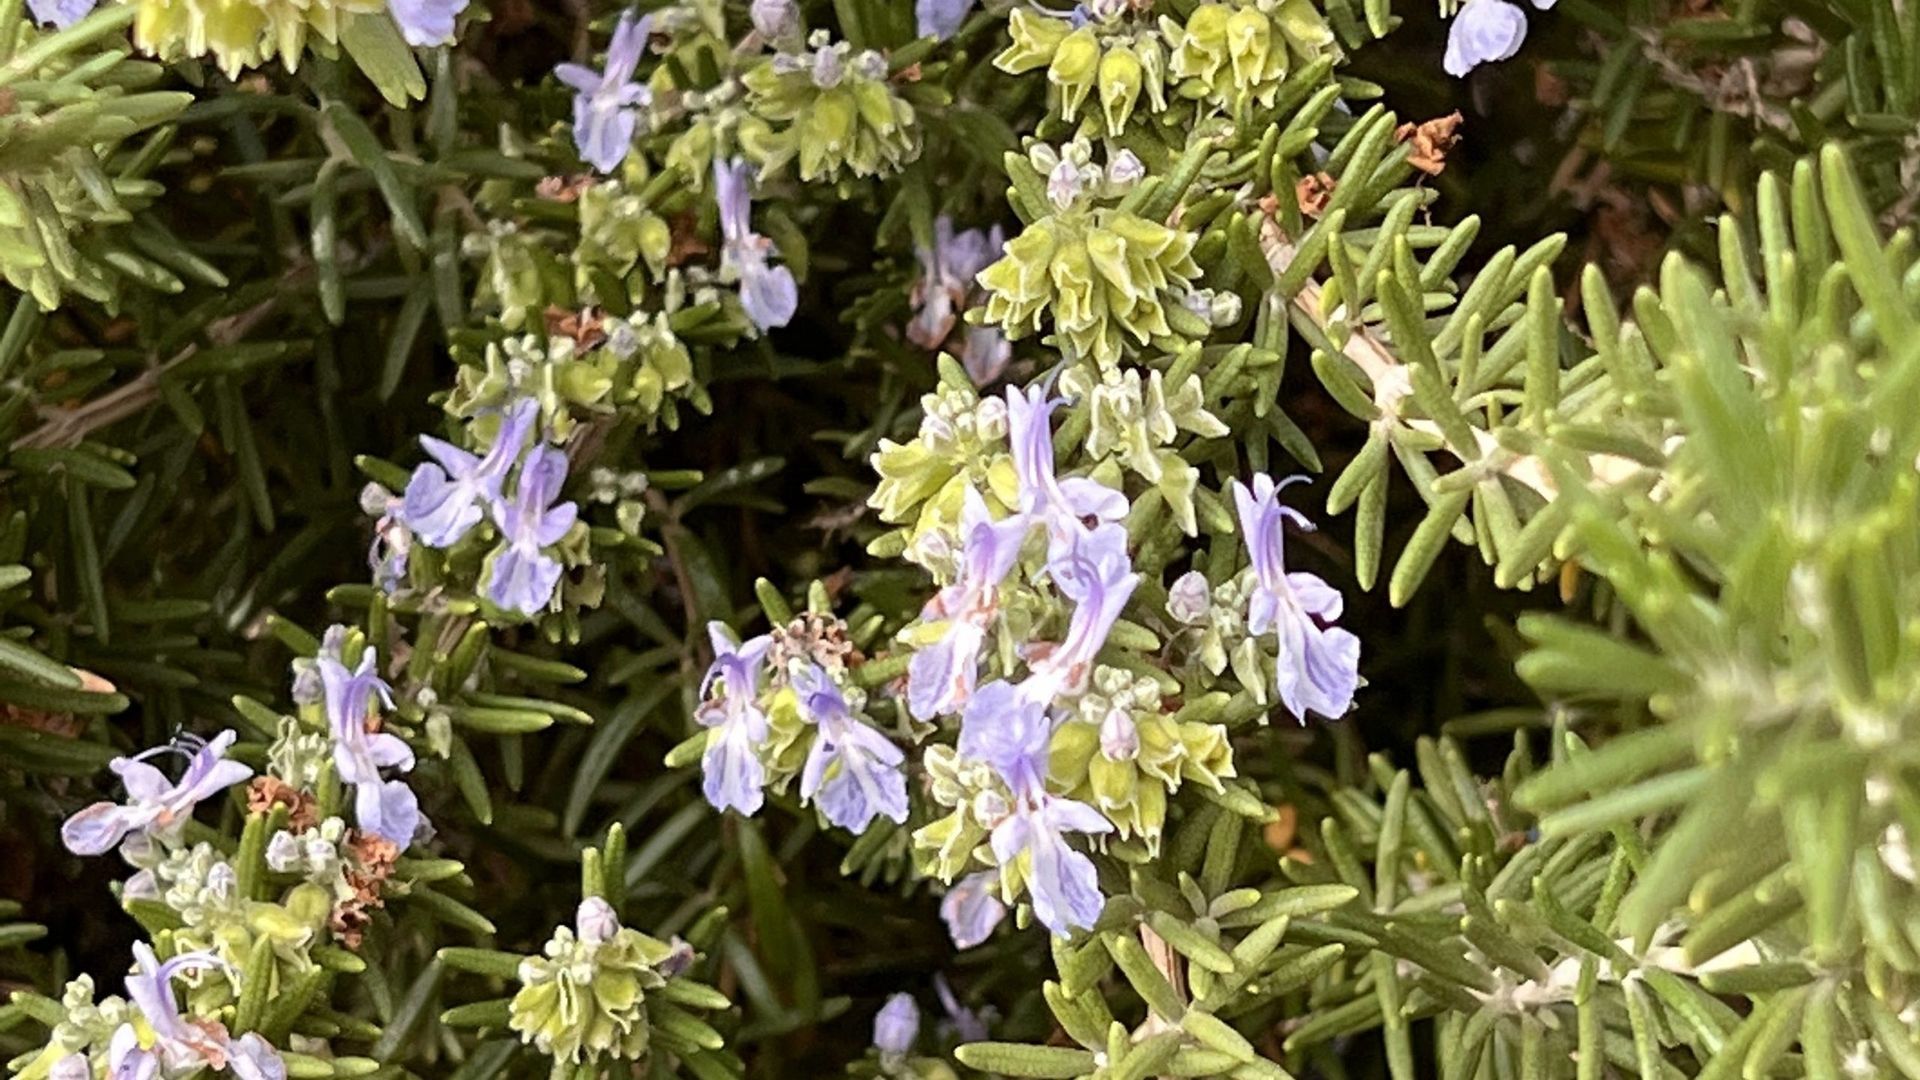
top-left (1256, 213), bottom-right (1640, 500)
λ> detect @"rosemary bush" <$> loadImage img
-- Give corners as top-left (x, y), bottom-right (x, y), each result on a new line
top-left (2, 0), bottom-right (1918, 1077)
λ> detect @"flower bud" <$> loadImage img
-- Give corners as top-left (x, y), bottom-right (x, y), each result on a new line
top-left (873, 993), bottom-right (921, 1060)
top-left (1098, 44), bottom-right (1143, 133)
top-left (576, 896), bottom-right (621, 944)
top-left (1048, 28), bottom-right (1100, 119)
top-left (750, 0), bottom-right (798, 40)
top-left (1168, 570), bottom-right (1213, 624)
top-left (1099, 708), bottom-right (1140, 760)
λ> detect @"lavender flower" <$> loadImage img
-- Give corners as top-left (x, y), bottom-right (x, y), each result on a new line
top-left (697, 623), bottom-right (774, 816)
top-left (1006, 385), bottom-right (1127, 572)
top-left (934, 973), bottom-right (992, 1043)
top-left (958, 681), bottom-right (1111, 935)
top-left (1024, 523), bottom-right (1137, 701)
top-left (872, 993), bottom-right (920, 1062)
top-left (61, 731), bottom-right (251, 856)
top-left (389, 0), bottom-right (470, 46)
top-left (794, 663), bottom-right (908, 832)
top-left (362, 483), bottom-right (411, 594)
top-left (908, 486), bottom-right (1029, 720)
top-left (25, 0), bottom-right (95, 27)
top-left (939, 870), bottom-right (1008, 949)
top-left (123, 944), bottom-right (286, 1080)
top-left (916, 0), bottom-right (976, 40)
top-left (714, 158), bottom-right (799, 331)
top-left (555, 10), bottom-right (653, 173)
top-left (1231, 475), bottom-right (1361, 721)
top-left (484, 443), bottom-right (579, 616)
top-left (909, 218), bottom-right (1012, 385)
top-left (401, 397), bottom-right (538, 548)
top-left (318, 647), bottom-right (423, 847)
top-left (1444, 0), bottom-right (1555, 76)
top-left (908, 218), bottom-right (1000, 349)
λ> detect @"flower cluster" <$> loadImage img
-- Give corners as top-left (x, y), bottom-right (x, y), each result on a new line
top-left (689, 365), bottom-right (1363, 941)
top-left (508, 898), bottom-right (692, 1065)
top-left (384, 395), bottom-right (584, 618)
top-left (693, 615), bottom-right (910, 833)
top-left (126, 0), bottom-right (467, 78)
top-left (742, 29), bottom-right (921, 182)
top-left (1162, 0), bottom-right (1337, 107)
top-left (976, 141), bottom-right (1203, 369)
top-left (994, 4), bottom-right (1170, 136)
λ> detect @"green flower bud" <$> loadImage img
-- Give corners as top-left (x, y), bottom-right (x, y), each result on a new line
top-left (1049, 27), bottom-right (1101, 121)
top-left (1097, 45), bottom-right (1144, 142)
top-left (996, 8), bottom-right (1073, 74)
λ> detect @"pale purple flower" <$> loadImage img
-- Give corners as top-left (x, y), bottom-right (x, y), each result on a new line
top-left (62, 731), bottom-right (251, 857)
top-left (916, 0), bottom-right (975, 40)
top-left (751, 0), bottom-right (799, 40)
top-left (389, 0), bottom-right (469, 46)
top-left (1444, 0), bottom-right (1554, 76)
top-left (1005, 385), bottom-right (1127, 572)
top-left (714, 157), bottom-right (798, 331)
top-left (873, 993), bottom-right (920, 1061)
top-left (794, 663), bottom-right (908, 832)
top-left (959, 324), bottom-right (1013, 386)
top-left (910, 219), bottom-right (1012, 385)
top-left (908, 486), bottom-right (1030, 721)
top-left (934, 973), bottom-right (992, 1043)
top-left (696, 623), bottom-right (774, 816)
top-left (401, 397), bottom-right (538, 548)
top-left (958, 681), bottom-right (1111, 935)
top-left (940, 871), bottom-right (1007, 949)
top-left (362, 483), bottom-right (411, 594)
top-left (484, 443), bottom-right (578, 616)
top-left (25, 0), bottom-right (95, 27)
top-left (556, 10), bottom-right (653, 173)
top-left (908, 219), bottom-right (1001, 349)
top-left (318, 647), bottom-right (423, 847)
top-left (49, 1052), bottom-right (88, 1080)
top-left (1231, 475), bottom-right (1361, 722)
top-left (123, 944), bottom-right (286, 1080)
top-left (1023, 523), bottom-right (1137, 701)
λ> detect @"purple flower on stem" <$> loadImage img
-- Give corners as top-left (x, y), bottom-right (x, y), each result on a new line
top-left (62, 731), bottom-right (251, 857)
top-left (484, 444), bottom-right (579, 616)
top-left (123, 943), bottom-right (286, 1080)
top-left (401, 398), bottom-right (538, 548)
top-left (389, 0), bottom-right (470, 46)
top-left (555, 10), bottom-right (653, 173)
top-left (318, 645), bottom-right (423, 847)
top-left (916, 0), bottom-right (976, 40)
top-left (794, 663), bottom-right (908, 833)
top-left (940, 870), bottom-right (1008, 949)
top-left (908, 486), bottom-right (1030, 721)
top-left (1443, 0), bottom-right (1554, 76)
top-left (1024, 523), bottom-right (1137, 701)
top-left (1006, 385), bottom-right (1127, 573)
top-left (714, 158), bottom-right (799, 331)
top-left (1231, 475), bottom-right (1361, 722)
top-left (697, 623), bottom-right (774, 816)
top-left (958, 681), bottom-right (1111, 935)
top-left (25, 0), bottom-right (96, 27)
